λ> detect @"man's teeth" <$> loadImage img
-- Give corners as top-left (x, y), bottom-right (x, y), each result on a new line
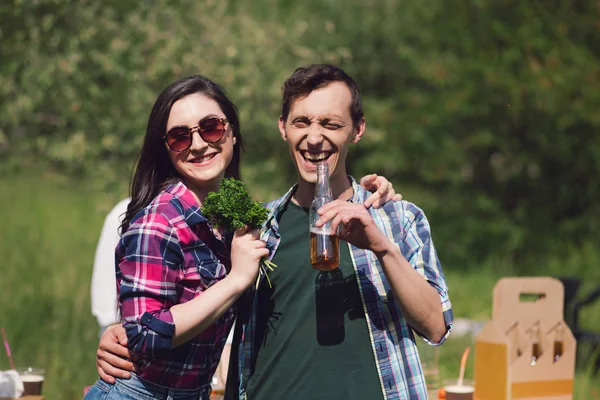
top-left (302, 152), bottom-right (330, 161)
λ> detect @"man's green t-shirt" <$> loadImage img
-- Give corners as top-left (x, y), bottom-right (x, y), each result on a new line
top-left (246, 201), bottom-right (383, 400)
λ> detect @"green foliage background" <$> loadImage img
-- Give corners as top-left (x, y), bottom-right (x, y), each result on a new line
top-left (2, 0), bottom-right (599, 268)
top-left (1, 0), bottom-right (600, 398)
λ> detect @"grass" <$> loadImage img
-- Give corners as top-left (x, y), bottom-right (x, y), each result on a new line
top-left (0, 172), bottom-right (125, 399)
top-left (0, 172), bottom-right (598, 399)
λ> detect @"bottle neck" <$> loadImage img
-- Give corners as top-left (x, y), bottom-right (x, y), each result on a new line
top-left (315, 164), bottom-right (332, 199)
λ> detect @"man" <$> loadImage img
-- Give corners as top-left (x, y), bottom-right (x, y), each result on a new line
top-left (95, 64), bottom-right (450, 399)
top-left (225, 64), bottom-right (452, 399)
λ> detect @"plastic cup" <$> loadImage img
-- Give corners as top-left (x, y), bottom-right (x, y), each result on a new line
top-left (444, 379), bottom-right (474, 400)
top-left (16, 367), bottom-right (45, 396)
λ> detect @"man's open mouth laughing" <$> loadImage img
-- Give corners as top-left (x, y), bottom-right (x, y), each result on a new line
top-left (300, 150), bottom-right (333, 165)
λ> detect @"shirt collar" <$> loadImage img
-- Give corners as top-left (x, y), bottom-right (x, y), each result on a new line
top-left (163, 181), bottom-right (208, 225)
top-left (268, 175), bottom-right (366, 225)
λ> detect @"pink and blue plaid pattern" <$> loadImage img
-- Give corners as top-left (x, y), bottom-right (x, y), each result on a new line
top-left (116, 181), bottom-right (234, 389)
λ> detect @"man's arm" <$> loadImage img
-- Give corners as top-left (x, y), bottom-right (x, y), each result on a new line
top-left (316, 200), bottom-right (450, 343)
top-left (374, 235), bottom-right (448, 343)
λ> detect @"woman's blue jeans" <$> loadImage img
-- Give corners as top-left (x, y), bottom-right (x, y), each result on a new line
top-left (84, 373), bottom-right (211, 400)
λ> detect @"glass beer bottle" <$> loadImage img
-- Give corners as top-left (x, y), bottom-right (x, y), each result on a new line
top-left (553, 324), bottom-right (564, 362)
top-left (529, 322), bottom-right (542, 366)
top-left (309, 162), bottom-right (340, 271)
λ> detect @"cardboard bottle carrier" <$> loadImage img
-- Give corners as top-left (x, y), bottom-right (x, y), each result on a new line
top-left (474, 277), bottom-right (576, 400)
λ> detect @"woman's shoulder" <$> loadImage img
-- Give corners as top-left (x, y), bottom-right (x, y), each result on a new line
top-left (119, 192), bottom-right (185, 253)
top-left (131, 185), bottom-right (186, 226)
top-left (128, 182), bottom-right (208, 234)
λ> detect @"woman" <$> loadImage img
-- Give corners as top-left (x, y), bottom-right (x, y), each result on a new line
top-left (85, 75), bottom-right (268, 399)
top-left (87, 75), bottom-right (400, 399)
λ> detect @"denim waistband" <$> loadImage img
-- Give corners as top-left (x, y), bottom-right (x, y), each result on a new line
top-left (115, 372), bottom-right (211, 400)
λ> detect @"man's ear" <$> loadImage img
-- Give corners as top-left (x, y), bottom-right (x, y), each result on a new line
top-left (278, 116), bottom-right (288, 141)
top-left (351, 117), bottom-right (366, 144)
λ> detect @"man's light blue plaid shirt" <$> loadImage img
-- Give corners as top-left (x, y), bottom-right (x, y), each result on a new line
top-left (229, 178), bottom-right (453, 400)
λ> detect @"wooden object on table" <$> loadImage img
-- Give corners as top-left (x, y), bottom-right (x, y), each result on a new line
top-left (0, 397), bottom-right (44, 400)
top-left (474, 277), bottom-right (576, 400)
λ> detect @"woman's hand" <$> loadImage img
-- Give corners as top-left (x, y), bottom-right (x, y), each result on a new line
top-left (359, 174), bottom-right (403, 208)
top-left (170, 226), bottom-right (268, 346)
top-left (227, 226), bottom-right (269, 290)
top-left (96, 324), bottom-right (136, 383)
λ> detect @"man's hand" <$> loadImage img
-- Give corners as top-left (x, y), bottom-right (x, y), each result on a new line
top-left (96, 324), bottom-right (136, 383)
top-left (316, 200), bottom-right (392, 256)
top-left (318, 200), bottom-right (447, 343)
top-left (359, 174), bottom-right (402, 208)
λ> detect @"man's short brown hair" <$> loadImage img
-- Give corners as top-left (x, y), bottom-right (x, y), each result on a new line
top-left (281, 64), bottom-right (364, 126)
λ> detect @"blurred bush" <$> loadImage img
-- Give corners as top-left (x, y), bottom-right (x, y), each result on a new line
top-left (1, 0), bottom-right (598, 268)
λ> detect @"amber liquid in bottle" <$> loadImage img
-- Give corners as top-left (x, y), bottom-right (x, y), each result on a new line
top-left (553, 341), bottom-right (563, 362)
top-left (310, 231), bottom-right (340, 271)
top-left (553, 324), bottom-right (564, 362)
top-left (531, 342), bottom-right (542, 366)
top-left (529, 323), bottom-right (542, 366)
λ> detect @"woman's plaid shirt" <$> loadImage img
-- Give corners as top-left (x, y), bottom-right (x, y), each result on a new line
top-left (116, 182), bottom-right (234, 389)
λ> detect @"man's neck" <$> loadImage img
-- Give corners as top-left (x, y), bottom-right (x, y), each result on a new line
top-left (292, 173), bottom-right (354, 208)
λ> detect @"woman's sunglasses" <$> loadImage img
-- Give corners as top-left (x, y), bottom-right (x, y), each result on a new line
top-left (163, 117), bottom-right (229, 152)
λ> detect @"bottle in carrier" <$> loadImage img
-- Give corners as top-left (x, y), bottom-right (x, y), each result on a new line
top-left (553, 324), bottom-right (564, 362)
top-left (309, 162), bottom-right (340, 271)
top-left (529, 322), bottom-right (543, 366)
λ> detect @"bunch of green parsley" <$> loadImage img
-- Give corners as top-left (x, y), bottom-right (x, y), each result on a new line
top-left (201, 178), bottom-right (277, 287)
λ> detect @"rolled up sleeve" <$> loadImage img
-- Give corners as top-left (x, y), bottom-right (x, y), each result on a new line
top-left (117, 211), bottom-right (183, 358)
top-left (403, 203), bottom-right (454, 345)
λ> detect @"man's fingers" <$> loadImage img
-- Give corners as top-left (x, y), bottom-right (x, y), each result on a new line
top-left (392, 193), bottom-right (403, 201)
top-left (115, 329), bottom-right (128, 346)
top-left (333, 208), bottom-right (363, 233)
top-left (103, 340), bottom-right (133, 360)
top-left (364, 191), bottom-right (381, 208)
top-left (98, 352), bottom-right (133, 377)
top-left (316, 207), bottom-right (342, 226)
top-left (377, 184), bottom-right (391, 206)
top-left (359, 174), bottom-right (377, 188)
top-left (364, 177), bottom-right (389, 208)
top-left (317, 199), bottom-right (348, 214)
top-left (96, 360), bottom-right (116, 384)
top-left (96, 357), bottom-right (131, 382)
top-left (330, 214), bottom-right (345, 234)
top-left (376, 177), bottom-right (391, 195)
top-left (97, 347), bottom-right (135, 370)
top-left (317, 202), bottom-right (369, 229)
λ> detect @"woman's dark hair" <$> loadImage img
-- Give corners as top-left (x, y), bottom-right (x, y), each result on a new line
top-left (120, 75), bottom-right (244, 233)
top-left (281, 64), bottom-right (364, 126)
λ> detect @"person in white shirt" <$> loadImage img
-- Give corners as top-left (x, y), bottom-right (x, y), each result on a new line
top-left (90, 198), bottom-right (130, 336)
